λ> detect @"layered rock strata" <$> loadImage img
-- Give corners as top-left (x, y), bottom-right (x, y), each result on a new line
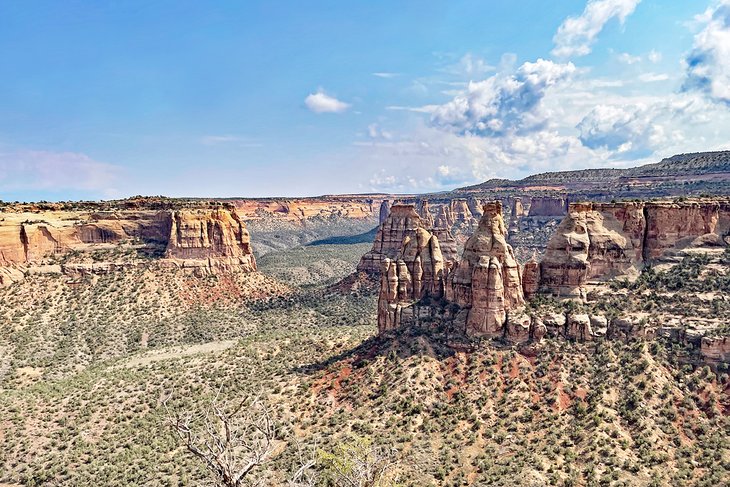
top-left (446, 202), bottom-right (525, 337)
top-left (0, 207), bottom-right (256, 285)
top-left (540, 200), bottom-right (730, 296)
top-left (357, 204), bottom-right (458, 275)
top-left (377, 201), bottom-right (530, 340)
top-left (377, 227), bottom-right (447, 333)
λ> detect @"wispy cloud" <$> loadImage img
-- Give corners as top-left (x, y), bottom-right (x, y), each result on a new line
top-left (304, 90), bottom-right (351, 113)
top-left (372, 72), bottom-right (400, 78)
top-left (552, 0), bottom-right (642, 57)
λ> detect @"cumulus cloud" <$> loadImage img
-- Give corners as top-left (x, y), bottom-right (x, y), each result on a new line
top-left (429, 59), bottom-right (575, 136)
top-left (683, 0), bottom-right (730, 105)
top-left (304, 91), bottom-right (351, 113)
top-left (577, 104), bottom-right (665, 157)
top-left (552, 0), bottom-right (642, 57)
top-left (0, 150), bottom-right (121, 195)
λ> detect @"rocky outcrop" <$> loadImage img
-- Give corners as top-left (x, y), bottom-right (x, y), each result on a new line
top-left (540, 200), bottom-right (730, 296)
top-left (700, 336), bottom-right (730, 363)
top-left (447, 202), bottom-right (525, 337)
top-left (434, 204), bottom-right (454, 229)
top-left (165, 209), bottom-right (256, 272)
top-left (528, 196), bottom-right (568, 217)
top-left (0, 207), bottom-right (256, 284)
top-left (379, 200), bottom-right (391, 224)
top-left (418, 200), bottom-right (435, 227)
top-left (377, 227), bottom-right (446, 332)
top-left (358, 204), bottom-right (458, 275)
top-left (377, 201), bottom-right (526, 339)
top-left (522, 252), bottom-right (541, 299)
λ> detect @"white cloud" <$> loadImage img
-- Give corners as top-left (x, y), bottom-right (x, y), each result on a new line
top-left (683, 0), bottom-right (730, 105)
top-left (638, 73), bottom-right (669, 83)
top-left (304, 91), bottom-right (351, 113)
top-left (367, 123), bottom-right (393, 140)
top-left (372, 72), bottom-right (400, 78)
top-left (577, 104), bottom-right (665, 157)
top-left (429, 59), bottom-right (576, 136)
top-left (552, 0), bottom-right (642, 57)
top-left (617, 52), bottom-right (642, 64)
top-left (648, 49), bottom-right (662, 63)
top-left (0, 150), bottom-right (121, 195)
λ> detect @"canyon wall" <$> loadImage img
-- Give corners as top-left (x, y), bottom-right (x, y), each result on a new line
top-left (540, 199), bottom-right (730, 296)
top-left (0, 207), bottom-right (256, 285)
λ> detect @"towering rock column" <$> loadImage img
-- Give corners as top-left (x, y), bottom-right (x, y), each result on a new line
top-left (379, 200), bottom-right (392, 225)
top-left (377, 227), bottom-right (446, 333)
top-left (448, 201), bottom-right (525, 337)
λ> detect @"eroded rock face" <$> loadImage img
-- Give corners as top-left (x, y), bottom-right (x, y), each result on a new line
top-left (377, 201), bottom-right (525, 338)
top-left (522, 252), bottom-right (541, 299)
top-left (540, 200), bottom-right (730, 296)
top-left (0, 207), bottom-right (256, 281)
top-left (165, 209), bottom-right (256, 272)
top-left (448, 202), bottom-right (525, 337)
top-left (358, 204), bottom-right (457, 275)
top-left (528, 196), bottom-right (568, 217)
top-left (418, 200), bottom-right (435, 227)
top-left (377, 227), bottom-right (446, 333)
top-left (379, 200), bottom-right (391, 224)
top-left (700, 336), bottom-right (730, 363)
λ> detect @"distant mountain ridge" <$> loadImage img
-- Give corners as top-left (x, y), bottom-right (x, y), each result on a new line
top-left (458, 150), bottom-right (730, 191)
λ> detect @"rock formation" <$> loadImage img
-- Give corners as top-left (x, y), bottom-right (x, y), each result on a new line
top-left (377, 227), bottom-right (446, 332)
top-left (0, 206), bottom-right (256, 285)
top-left (451, 199), bottom-right (474, 225)
top-left (447, 202), bottom-right (525, 337)
top-left (357, 204), bottom-right (458, 275)
top-left (165, 209), bottom-right (256, 272)
top-left (434, 204), bottom-right (454, 229)
top-left (521, 251), bottom-right (541, 299)
top-left (379, 200), bottom-right (391, 224)
top-left (528, 196), bottom-right (568, 217)
top-left (418, 200), bottom-right (435, 227)
top-left (540, 200), bottom-right (730, 296)
top-left (377, 201), bottom-right (526, 339)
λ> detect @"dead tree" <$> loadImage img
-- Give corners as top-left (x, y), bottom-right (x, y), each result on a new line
top-left (165, 392), bottom-right (276, 487)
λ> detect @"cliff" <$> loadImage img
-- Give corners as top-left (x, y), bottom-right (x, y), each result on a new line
top-left (165, 209), bottom-right (256, 272)
top-left (0, 207), bottom-right (256, 285)
top-left (540, 199), bottom-right (730, 296)
top-left (377, 227), bottom-right (447, 332)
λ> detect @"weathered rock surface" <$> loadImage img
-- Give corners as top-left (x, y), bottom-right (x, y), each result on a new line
top-left (357, 204), bottom-right (458, 275)
top-left (522, 252), bottom-right (541, 299)
top-left (0, 207), bottom-right (256, 283)
top-left (377, 201), bottom-right (527, 339)
top-left (379, 200), bottom-right (391, 224)
top-left (528, 196), bottom-right (568, 217)
top-left (540, 199), bottom-right (730, 296)
top-left (700, 336), bottom-right (730, 363)
top-left (165, 209), bottom-right (256, 272)
top-left (377, 227), bottom-right (447, 333)
top-left (448, 202), bottom-right (525, 337)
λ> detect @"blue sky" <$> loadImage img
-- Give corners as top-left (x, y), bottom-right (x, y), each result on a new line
top-left (1, 0), bottom-right (729, 201)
